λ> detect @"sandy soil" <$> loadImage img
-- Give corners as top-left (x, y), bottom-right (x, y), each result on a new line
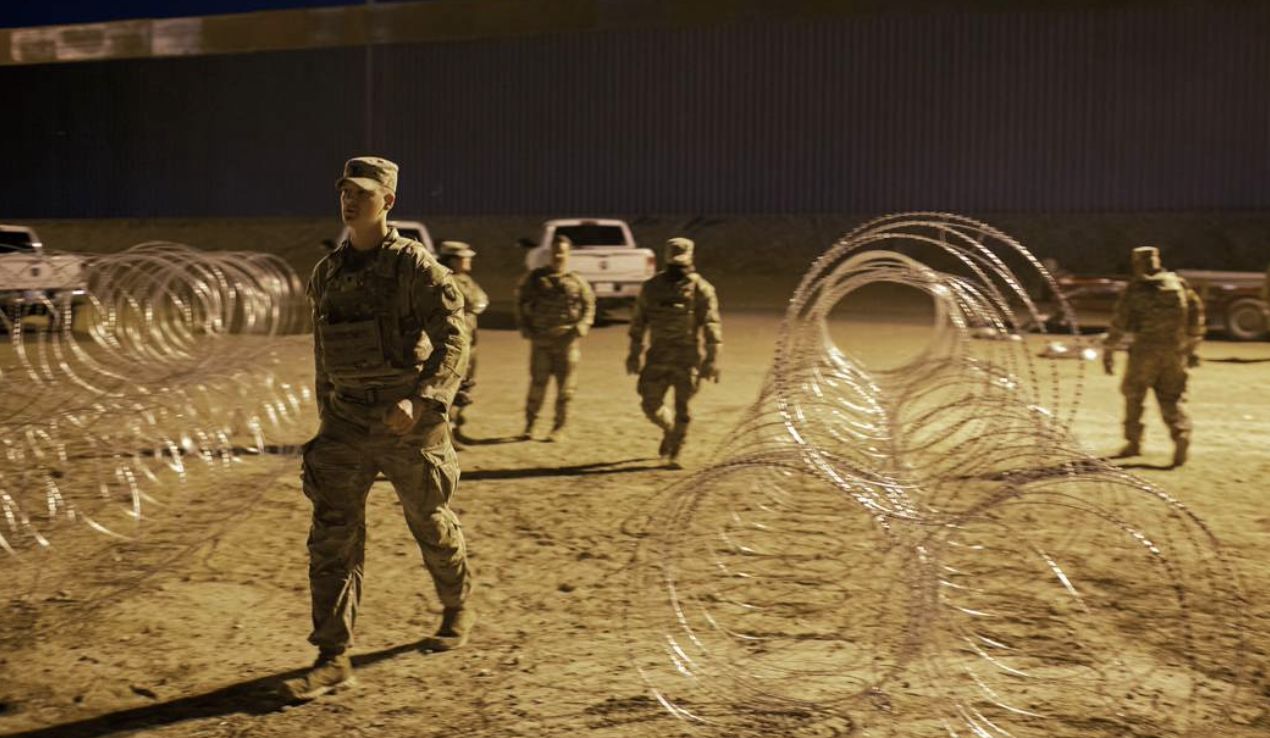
top-left (1, 311), bottom-right (1268, 738)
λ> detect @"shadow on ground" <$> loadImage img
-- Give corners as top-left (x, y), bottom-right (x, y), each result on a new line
top-left (464, 458), bottom-right (668, 480)
top-left (0, 641), bottom-right (431, 738)
top-left (1206, 356), bottom-right (1270, 364)
top-left (1112, 461), bottom-right (1181, 471)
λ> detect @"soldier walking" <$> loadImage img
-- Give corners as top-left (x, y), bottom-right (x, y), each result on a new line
top-left (285, 157), bottom-right (476, 701)
top-left (626, 237), bottom-right (722, 468)
top-left (514, 235), bottom-right (595, 442)
top-left (437, 241), bottom-right (488, 444)
top-left (1102, 246), bottom-right (1204, 468)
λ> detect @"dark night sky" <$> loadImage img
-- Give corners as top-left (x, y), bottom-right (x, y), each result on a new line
top-left (0, 0), bottom-right (441, 29)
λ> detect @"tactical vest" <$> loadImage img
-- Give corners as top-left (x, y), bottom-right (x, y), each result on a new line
top-left (315, 240), bottom-right (432, 386)
top-left (528, 270), bottom-right (586, 332)
top-left (646, 272), bottom-right (701, 346)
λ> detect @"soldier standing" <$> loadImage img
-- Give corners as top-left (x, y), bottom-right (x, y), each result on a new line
top-left (284, 157), bottom-right (475, 702)
top-left (437, 241), bottom-right (488, 444)
top-left (1102, 246), bottom-right (1204, 468)
top-left (626, 237), bottom-right (722, 468)
top-left (514, 235), bottom-right (595, 442)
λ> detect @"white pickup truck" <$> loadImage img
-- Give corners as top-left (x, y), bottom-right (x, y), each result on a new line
top-left (0, 225), bottom-right (87, 318)
top-left (523, 219), bottom-right (656, 311)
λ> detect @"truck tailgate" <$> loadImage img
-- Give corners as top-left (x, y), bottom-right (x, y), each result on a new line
top-left (570, 248), bottom-right (653, 282)
top-left (0, 255), bottom-right (86, 291)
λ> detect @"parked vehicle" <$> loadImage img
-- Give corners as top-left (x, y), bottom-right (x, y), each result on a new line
top-left (0, 224), bottom-right (88, 327)
top-left (322, 219), bottom-right (436, 254)
top-left (521, 218), bottom-right (656, 312)
top-left (1046, 268), bottom-right (1269, 340)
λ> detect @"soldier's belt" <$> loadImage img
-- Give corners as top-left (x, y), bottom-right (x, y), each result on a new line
top-left (335, 384), bottom-right (418, 405)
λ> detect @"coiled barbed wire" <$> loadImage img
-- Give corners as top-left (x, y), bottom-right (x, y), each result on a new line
top-left (631, 214), bottom-right (1250, 737)
top-left (0, 242), bottom-right (313, 555)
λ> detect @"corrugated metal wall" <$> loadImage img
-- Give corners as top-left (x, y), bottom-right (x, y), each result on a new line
top-left (2, 4), bottom-right (1267, 217)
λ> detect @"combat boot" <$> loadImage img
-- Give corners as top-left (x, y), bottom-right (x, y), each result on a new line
top-left (545, 420), bottom-right (566, 443)
top-left (281, 651), bottom-right (354, 701)
top-left (519, 418), bottom-right (535, 441)
top-left (665, 423), bottom-right (688, 469)
top-left (423, 604), bottom-right (477, 651)
top-left (1171, 438), bottom-right (1189, 468)
top-left (658, 428), bottom-right (674, 461)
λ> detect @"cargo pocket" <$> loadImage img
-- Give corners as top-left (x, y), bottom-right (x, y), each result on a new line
top-left (407, 416), bottom-right (450, 452)
top-left (415, 450), bottom-right (465, 569)
top-left (421, 448), bottom-right (460, 506)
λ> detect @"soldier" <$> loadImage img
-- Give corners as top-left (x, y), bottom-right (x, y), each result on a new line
top-left (626, 237), bottom-right (722, 468)
top-left (1102, 246), bottom-right (1204, 468)
top-left (284, 157), bottom-right (475, 702)
top-left (514, 235), bottom-right (595, 442)
top-left (437, 241), bottom-right (488, 444)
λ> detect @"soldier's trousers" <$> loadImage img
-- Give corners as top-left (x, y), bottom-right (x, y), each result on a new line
top-left (638, 364), bottom-right (697, 441)
top-left (526, 336), bottom-right (579, 427)
top-left (301, 412), bottom-right (471, 655)
top-left (451, 338), bottom-right (477, 426)
top-left (1121, 347), bottom-right (1191, 445)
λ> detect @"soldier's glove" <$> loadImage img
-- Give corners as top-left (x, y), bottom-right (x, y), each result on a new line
top-left (701, 345), bottom-right (722, 384)
top-left (1101, 349), bottom-right (1114, 376)
top-left (625, 351), bottom-right (642, 376)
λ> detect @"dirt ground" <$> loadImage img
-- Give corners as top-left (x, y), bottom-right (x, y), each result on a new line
top-left (1, 310), bottom-right (1268, 738)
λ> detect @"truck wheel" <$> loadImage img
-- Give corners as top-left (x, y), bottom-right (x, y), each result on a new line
top-left (1223, 298), bottom-right (1269, 341)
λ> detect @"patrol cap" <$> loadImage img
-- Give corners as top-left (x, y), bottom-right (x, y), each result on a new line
top-left (439, 241), bottom-right (476, 259)
top-left (336, 156), bottom-right (398, 193)
top-left (1131, 246), bottom-right (1161, 270)
top-left (665, 237), bottom-right (694, 266)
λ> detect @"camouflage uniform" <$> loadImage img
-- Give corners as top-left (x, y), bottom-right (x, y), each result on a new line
top-left (515, 265), bottom-right (595, 435)
top-left (628, 238), bottom-right (722, 465)
top-left (1103, 247), bottom-right (1204, 465)
top-left (451, 272), bottom-right (487, 406)
top-left (439, 242), bottom-right (488, 430)
top-left (305, 226), bottom-right (472, 655)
